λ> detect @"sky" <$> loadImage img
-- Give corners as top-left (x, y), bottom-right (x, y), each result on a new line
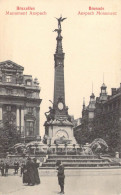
top-left (0, 0), bottom-right (121, 137)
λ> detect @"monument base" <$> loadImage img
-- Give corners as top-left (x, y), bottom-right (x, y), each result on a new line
top-left (44, 119), bottom-right (78, 146)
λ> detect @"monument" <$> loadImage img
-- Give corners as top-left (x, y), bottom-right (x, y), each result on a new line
top-left (44, 17), bottom-right (77, 146)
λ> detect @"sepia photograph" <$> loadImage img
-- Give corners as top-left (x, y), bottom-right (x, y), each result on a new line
top-left (0, 0), bottom-right (121, 194)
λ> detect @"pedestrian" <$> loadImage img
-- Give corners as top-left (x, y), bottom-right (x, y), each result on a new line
top-left (0, 160), bottom-right (4, 176)
top-left (23, 162), bottom-right (29, 184)
top-left (25, 157), bottom-right (35, 186)
top-left (56, 160), bottom-right (65, 194)
top-left (5, 162), bottom-right (9, 176)
top-left (33, 158), bottom-right (40, 184)
top-left (14, 160), bottom-right (19, 174)
top-left (20, 162), bottom-right (25, 176)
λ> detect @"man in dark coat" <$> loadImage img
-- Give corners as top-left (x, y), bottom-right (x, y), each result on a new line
top-left (56, 160), bottom-right (65, 194)
top-left (14, 160), bottom-right (19, 174)
top-left (0, 160), bottom-right (4, 176)
top-left (20, 162), bottom-right (25, 176)
top-left (5, 162), bottom-right (9, 176)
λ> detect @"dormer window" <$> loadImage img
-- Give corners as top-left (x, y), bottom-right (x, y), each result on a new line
top-left (6, 75), bottom-right (12, 83)
top-left (26, 80), bottom-right (32, 86)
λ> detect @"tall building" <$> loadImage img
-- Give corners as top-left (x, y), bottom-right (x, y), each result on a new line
top-left (74, 82), bottom-right (121, 152)
top-left (0, 60), bottom-right (42, 143)
top-left (94, 83), bottom-right (121, 152)
top-left (44, 17), bottom-right (77, 145)
top-left (81, 92), bottom-right (96, 132)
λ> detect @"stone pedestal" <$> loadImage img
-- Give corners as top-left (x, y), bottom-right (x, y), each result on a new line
top-left (44, 119), bottom-right (78, 146)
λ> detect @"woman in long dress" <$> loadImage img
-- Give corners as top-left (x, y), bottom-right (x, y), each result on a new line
top-left (23, 157), bottom-right (35, 185)
top-left (23, 163), bottom-right (29, 184)
top-left (33, 158), bottom-right (40, 184)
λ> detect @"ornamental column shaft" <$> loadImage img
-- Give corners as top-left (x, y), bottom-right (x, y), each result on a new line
top-left (52, 17), bottom-right (68, 118)
top-left (53, 29), bottom-right (65, 106)
top-left (16, 107), bottom-right (20, 128)
top-left (21, 108), bottom-right (24, 134)
top-left (0, 106), bottom-right (2, 120)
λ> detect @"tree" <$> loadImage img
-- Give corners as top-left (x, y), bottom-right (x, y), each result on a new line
top-left (0, 121), bottom-right (21, 153)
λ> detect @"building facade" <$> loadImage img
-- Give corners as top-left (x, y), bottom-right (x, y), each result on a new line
top-left (74, 83), bottom-right (121, 152)
top-left (94, 83), bottom-right (121, 152)
top-left (74, 93), bottom-right (96, 145)
top-left (82, 93), bottom-right (96, 132)
top-left (0, 60), bottom-right (42, 143)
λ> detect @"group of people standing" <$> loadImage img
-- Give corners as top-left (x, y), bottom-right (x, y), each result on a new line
top-left (23, 158), bottom-right (65, 193)
top-left (23, 158), bottom-right (65, 194)
top-left (0, 160), bottom-right (20, 176)
top-left (1, 157), bottom-right (65, 194)
top-left (0, 160), bottom-right (9, 176)
top-left (23, 157), bottom-right (40, 186)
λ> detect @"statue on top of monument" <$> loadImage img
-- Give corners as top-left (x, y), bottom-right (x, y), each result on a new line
top-left (45, 106), bottom-right (55, 122)
top-left (55, 16), bottom-right (67, 29)
top-left (53, 28), bottom-right (61, 37)
top-left (45, 100), bottom-right (55, 122)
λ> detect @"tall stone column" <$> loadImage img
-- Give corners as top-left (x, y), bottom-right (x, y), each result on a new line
top-left (21, 107), bottom-right (25, 135)
top-left (36, 107), bottom-right (40, 136)
top-left (16, 107), bottom-right (20, 130)
top-left (0, 106), bottom-right (2, 120)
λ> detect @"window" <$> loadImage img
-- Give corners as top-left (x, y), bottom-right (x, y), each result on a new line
top-left (27, 107), bottom-right (33, 113)
top-left (26, 80), bottom-right (32, 86)
top-left (7, 89), bottom-right (13, 95)
top-left (6, 76), bottom-right (12, 83)
top-left (89, 112), bottom-right (94, 119)
top-left (26, 121), bottom-right (34, 136)
top-left (101, 89), bottom-right (106, 94)
top-left (26, 91), bottom-right (32, 97)
top-left (6, 106), bottom-right (11, 111)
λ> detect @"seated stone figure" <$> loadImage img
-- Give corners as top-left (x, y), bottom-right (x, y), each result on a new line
top-left (45, 107), bottom-right (55, 122)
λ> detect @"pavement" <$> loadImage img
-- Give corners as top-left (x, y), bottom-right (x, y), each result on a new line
top-left (0, 169), bottom-right (121, 195)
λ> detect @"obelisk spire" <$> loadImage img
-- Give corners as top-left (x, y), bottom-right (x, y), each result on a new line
top-left (53, 16), bottom-right (67, 116)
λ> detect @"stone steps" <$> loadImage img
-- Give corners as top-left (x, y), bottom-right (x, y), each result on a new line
top-left (48, 155), bottom-right (98, 159)
top-left (40, 166), bottom-right (121, 170)
top-left (40, 154), bottom-right (121, 169)
top-left (46, 159), bottom-right (110, 163)
top-left (42, 162), bottom-right (120, 167)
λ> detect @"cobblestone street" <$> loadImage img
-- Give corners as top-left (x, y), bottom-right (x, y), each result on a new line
top-left (0, 169), bottom-right (121, 195)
